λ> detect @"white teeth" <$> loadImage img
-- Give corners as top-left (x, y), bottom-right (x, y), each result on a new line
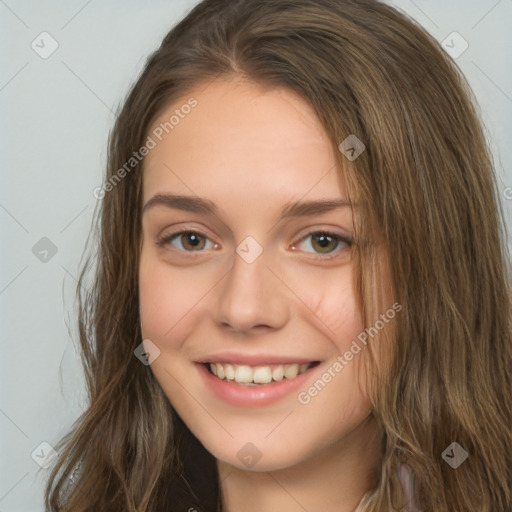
top-left (284, 364), bottom-right (299, 379)
top-left (272, 366), bottom-right (284, 381)
top-left (224, 364), bottom-right (235, 380)
top-left (235, 365), bottom-right (253, 383)
top-left (253, 366), bottom-right (272, 384)
top-left (208, 362), bottom-right (314, 384)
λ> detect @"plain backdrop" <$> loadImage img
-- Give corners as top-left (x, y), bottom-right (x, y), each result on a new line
top-left (1, 1), bottom-right (511, 510)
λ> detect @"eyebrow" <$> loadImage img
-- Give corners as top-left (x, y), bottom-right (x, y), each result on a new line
top-left (142, 193), bottom-right (352, 219)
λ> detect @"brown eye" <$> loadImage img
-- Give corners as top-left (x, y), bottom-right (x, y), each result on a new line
top-left (180, 232), bottom-right (206, 251)
top-left (293, 230), bottom-right (352, 258)
top-left (157, 230), bottom-right (215, 252)
top-left (310, 233), bottom-right (339, 253)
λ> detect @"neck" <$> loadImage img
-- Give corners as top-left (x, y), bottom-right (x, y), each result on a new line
top-left (217, 414), bottom-right (382, 512)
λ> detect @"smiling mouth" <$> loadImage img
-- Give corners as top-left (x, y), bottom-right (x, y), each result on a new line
top-left (203, 361), bottom-right (320, 386)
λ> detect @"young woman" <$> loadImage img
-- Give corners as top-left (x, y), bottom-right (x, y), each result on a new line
top-left (44, 0), bottom-right (512, 511)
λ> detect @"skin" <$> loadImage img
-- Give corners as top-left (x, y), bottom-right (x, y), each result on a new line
top-left (139, 75), bottom-right (389, 512)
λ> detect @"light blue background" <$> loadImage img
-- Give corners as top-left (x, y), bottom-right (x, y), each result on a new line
top-left (1, 1), bottom-right (511, 510)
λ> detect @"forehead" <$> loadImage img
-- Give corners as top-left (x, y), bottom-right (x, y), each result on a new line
top-left (142, 76), bottom-right (346, 206)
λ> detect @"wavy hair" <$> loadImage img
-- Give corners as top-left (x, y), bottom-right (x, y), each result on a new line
top-left (44, 0), bottom-right (512, 510)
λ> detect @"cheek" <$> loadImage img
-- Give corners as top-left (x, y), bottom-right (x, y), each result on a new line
top-left (138, 254), bottom-right (213, 341)
top-left (286, 264), bottom-right (362, 349)
top-left (139, 265), bottom-right (180, 341)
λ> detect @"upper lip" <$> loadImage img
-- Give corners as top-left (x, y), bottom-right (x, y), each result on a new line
top-left (196, 352), bottom-right (320, 366)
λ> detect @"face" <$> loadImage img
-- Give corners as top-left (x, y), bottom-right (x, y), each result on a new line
top-left (139, 76), bottom-right (383, 472)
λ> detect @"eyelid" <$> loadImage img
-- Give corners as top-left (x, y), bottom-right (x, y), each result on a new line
top-left (156, 226), bottom-right (352, 259)
top-left (156, 228), bottom-right (219, 254)
top-left (290, 229), bottom-right (352, 260)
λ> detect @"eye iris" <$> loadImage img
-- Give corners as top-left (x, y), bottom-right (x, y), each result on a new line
top-left (312, 233), bottom-right (337, 253)
top-left (182, 232), bottom-right (205, 251)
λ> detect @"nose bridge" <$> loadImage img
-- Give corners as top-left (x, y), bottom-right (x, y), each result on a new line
top-left (216, 239), bottom-right (288, 332)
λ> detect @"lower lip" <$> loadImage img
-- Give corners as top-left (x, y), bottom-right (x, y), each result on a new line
top-left (196, 362), bottom-right (321, 407)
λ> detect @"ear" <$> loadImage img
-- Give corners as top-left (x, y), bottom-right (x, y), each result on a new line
top-left (397, 462), bottom-right (423, 512)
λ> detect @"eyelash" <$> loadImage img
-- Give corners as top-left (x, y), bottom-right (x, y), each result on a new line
top-left (156, 229), bottom-right (352, 260)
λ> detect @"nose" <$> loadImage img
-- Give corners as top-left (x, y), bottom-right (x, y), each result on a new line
top-left (215, 245), bottom-right (289, 334)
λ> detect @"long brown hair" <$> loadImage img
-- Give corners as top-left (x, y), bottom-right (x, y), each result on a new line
top-left (44, 0), bottom-right (512, 510)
